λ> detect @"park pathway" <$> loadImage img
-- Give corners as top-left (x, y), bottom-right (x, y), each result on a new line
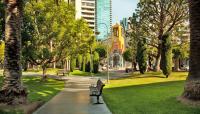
top-left (33, 76), bottom-right (112, 114)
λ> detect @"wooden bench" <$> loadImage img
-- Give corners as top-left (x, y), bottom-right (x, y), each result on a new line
top-left (56, 70), bottom-right (70, 76)
top-left (89, 79), bottom-right (105, 104)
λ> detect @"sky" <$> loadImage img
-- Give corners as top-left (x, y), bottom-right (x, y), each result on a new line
top-left (112, 0), bottom-right (139, 24)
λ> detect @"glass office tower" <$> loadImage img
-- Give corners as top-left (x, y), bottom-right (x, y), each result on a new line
top-left (96, 0), bottom-right (112, 40)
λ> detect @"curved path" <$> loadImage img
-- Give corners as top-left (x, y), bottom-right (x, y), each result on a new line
top-left (33, 76), bottom-right (112, 114)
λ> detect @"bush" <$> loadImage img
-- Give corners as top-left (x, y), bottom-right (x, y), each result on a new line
top-left (70, 57), bottom-right (76, 72)
top-left (93, 51), bottom-right (100, 73)
top-left (95, 47), bottom-right (106, 60)
top-left (161, 33), bottom-right (172, 78)
top-left (136, 38), bottom-right (147, 74)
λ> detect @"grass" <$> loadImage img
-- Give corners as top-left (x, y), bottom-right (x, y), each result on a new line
top-left (23, 68), bottom-right (98, 77)
top-left (16, 68), bottom-right (106, 77)
top-left (70, 70), bottom-right (108, 77)
top-left (70, 70), bottom-right (93, 76)
top-left (103, 72), bottom-right (200, 114)
top-left (23, 77), bottom-right (65, 102)
top-left (0, 73), bottom-right (65, 114)
top-left (23, 68), bottom-right (59, 75)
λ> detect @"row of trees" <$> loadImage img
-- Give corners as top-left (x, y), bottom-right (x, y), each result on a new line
top-left (123, 0), bottom-right (200, 103)
top-left (21, 0), bottom-right (95, 79)
top-left (123, 0), bottom-right (189, 77)
top-left (1, 0), bottom-right (199, 106)
top-left (70, 52), bottom-right (100, 73)
top-left (0, 0), bottom-right (100, 104)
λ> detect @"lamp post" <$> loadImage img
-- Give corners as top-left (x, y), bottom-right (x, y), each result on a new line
top-left (98, 23), bottom-right (110, 83)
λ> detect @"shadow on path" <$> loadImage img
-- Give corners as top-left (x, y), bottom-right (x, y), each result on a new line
top-left (33, 77), bottom-right (112, 114)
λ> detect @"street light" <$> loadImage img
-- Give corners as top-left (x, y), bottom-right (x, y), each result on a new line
top-left (98, 23), bottom-right (110, 83)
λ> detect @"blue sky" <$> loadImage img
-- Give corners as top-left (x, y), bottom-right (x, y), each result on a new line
top-left (112, 0), bottom-right (139, 24)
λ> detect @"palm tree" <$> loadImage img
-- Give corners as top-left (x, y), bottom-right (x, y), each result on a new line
top-left (182, 0), bottom-right (200, 100)
top-left (0, 0), bottom-right (27, 105)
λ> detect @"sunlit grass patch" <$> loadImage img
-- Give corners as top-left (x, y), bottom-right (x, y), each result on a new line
top-left (103, 72), bottom-right (200, 114)
top-left (105, 72), bottom-right (188, 88)
top-left (0, 76), bottom-right (65, 113)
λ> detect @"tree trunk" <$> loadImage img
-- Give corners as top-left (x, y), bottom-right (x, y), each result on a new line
top-left (23, 60), bottom-right (28, 71)
top-left (132, 60), bottom-right (137, 72)
top-left (182, 0), bottom-right (200, 100)
top-left (154, 46), bottom-right (161, 72)
top-left (42, 65), bottom-right (47, 81)
top-left (64, 60), bottom-right (67, 72)
top-left (0, 0), bottom-right (27, 105)
top-left (174, 58), bottom-right (180, 71)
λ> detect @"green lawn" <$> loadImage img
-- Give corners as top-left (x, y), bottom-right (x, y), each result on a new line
top-left (23, 68), bottom-right (59, 75)
top-left (0, 74), bottom-right (65, 114)
top-left (70, 70), bottom-right (93, 76)
top-left (23, 69), bottom-right (96, 76)
top-left (103, 72), bottom-right (200, 114)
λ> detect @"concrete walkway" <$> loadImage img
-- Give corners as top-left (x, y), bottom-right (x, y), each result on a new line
top-left (33, 76), bottom-right (112, 114)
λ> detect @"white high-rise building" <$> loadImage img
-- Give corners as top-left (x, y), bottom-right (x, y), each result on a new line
top-left (69, 0), bottom-right (96, 31)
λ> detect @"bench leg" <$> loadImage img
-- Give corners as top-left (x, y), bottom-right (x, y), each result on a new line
top-left (94, 96), bottom-right (103, 104)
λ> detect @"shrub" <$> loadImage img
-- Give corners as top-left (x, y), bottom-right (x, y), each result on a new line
top-left (136, 38), bottom-right (147, 74)
top-left (95, 47), bottom-right (106, 60)
top-left (161, 33), bottom-right (172, 78)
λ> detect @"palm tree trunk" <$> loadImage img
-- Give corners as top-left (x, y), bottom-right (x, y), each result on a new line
top-left (182, 0), bottom-right (200, 100)
top-left (0, 0), bottom-right (27, 105)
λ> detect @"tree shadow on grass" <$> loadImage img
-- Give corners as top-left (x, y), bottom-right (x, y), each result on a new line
top-left (113, 75), bottom-right (166, 80)
top-left (23, 77), bottom-right (65, 102)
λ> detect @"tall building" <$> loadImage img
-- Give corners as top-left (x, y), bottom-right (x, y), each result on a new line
top-left (68, 0), bottom-right (96, 31)
top-left (96, 0), bottom-right (112, 40)
top-left (120, 18), bottom-right (131, 48)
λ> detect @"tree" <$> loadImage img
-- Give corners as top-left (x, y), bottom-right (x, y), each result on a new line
top-left (21, 14), bottom-right (35, 71)
top-left (24, 0), bottom-right (76, 79)
top-left (127, 13), bottom-right (140, 71)
top-left (172, 43), bottom-right (189, 71)
top-left (85, 53), bottom-right (91, 72)
top-left (77, 54), bottom-right (83, 70)
top-left (123, 49), bottom-right (133, 62)
top-left (172, 24), bottom-right (190, 71)
top-left (172, 48), bottom-right (181, 71)
top-left (82, 56), bottom-right (86, 72)
top-left (160, 33), bottom-right (172, 78)
top-left (0, 0), bottom-right (27, 105)
top-left (181, 0), bottom-right (200, 101)
top-left (136, 38), bottom-right (148, 74)
top-left (95, 46), bottom-right (106, 60)
top-left (70, 57), bottom-right (76, 72)
top-left (93, 51), bottom-right (99, 73)
top-left (138, 0), bottom-right (188, 71)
